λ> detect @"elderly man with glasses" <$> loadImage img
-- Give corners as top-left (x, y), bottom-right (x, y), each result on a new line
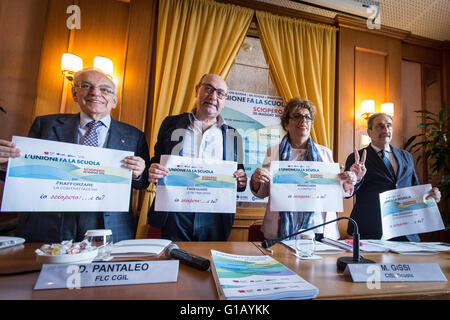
top-left (0, 67), bottom-right (150, 242)
top-left (147, 73), bottom-right (247, 241)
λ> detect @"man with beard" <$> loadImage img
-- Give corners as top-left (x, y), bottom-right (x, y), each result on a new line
top-left (344, 113), bottom-right (441, 241)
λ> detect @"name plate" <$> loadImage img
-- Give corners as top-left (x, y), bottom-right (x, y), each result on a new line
top-left (344, 263), bottom-right (447, 283)
top-left (34, 260), bottom-right (179, 290)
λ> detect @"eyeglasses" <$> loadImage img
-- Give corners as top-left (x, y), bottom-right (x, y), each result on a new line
top-left (200, 83), bottom-right (227, 100)
top-left (290, 113), bottom-right (312, 122)
top-left (74, 82), bottom-right (115, 95)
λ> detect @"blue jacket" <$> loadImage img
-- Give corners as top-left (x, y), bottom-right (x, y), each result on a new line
top-left (345, 144), bottom-right (419, 240)
top-left (147, 113), bottom-right (245, 240)
top-left (12, 113), bottom-right (150, 242)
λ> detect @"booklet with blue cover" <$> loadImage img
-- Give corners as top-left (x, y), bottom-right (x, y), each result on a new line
top-left (210, 250), bottom-right (318, 300)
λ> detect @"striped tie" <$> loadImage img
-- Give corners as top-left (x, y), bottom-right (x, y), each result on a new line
top-left (380, 149), bottom-right (395, 178)
top-left (82, 121), bottom-right (102, 147)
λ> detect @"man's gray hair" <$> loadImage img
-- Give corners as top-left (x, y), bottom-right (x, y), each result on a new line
top-left (367, 112), bottom-right (393, 130)
top-left (73, 67), bottom-right (117, 95)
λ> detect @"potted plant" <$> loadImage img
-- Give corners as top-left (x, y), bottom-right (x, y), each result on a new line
top-left (404, 103), bottom-right (449, 228)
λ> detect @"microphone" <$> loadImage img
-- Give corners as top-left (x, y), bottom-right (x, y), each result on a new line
top-left (165, 244), bottom-right (211, 271)
top-left (261, 217), bottom-right (375, 271)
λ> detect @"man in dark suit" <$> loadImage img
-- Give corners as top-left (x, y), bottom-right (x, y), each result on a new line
top-left (345, 113), bottom-right (441, 241)
top-left (0, 68), bottom-right (150, 242)
top-left (147, 74), bottom-right (247, 241)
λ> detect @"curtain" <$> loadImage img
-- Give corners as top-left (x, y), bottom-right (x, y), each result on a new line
top-left (256, 10), bottom-right (336, 149)
top-left (135, 0), bottom-right (253, 238)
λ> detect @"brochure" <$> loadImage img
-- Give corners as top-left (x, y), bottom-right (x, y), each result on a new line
top-left (210, 250), bottom-right (318, 300)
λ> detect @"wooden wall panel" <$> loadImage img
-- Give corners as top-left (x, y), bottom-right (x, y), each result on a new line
top-left (402, 60), bottom-right (424, 184)
top-left (0, 0), bottom-right (49, 136)
top-left (34, 0), bottom-right (72, 118)
top-left (0, 0), bottom-right (48, 218)
top-left (337, 27), bottom-right (403, 238)
top-left (354, 48), bottom-right (387, 147)
top-left (64, 0), bottom-right (130, 119)
top-left (35, 0), bottom-right (130, 121)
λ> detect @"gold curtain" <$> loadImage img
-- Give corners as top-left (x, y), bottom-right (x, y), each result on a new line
top-left (256, 10), bottom-right (337, 149)
top-left (135, 0), bottom-right (253, 238)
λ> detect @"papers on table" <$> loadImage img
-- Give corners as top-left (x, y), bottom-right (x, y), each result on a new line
top-left (110, 239), bottom-right (172, 257)
top-left (269, 161), bottom-right (343, 212)
top-left (363, 240), bottom-right (441, 255)
top-left (379, 184), bottom-right (444, 239)
top-left (281, 239), bottom-right (345, 254)
top-left (155, 155), bottom-right (237, 213)
top-left (320, 238), bottom-right (449, 255)
top-left (321, 238), bottom-right (389, 253)
top-left (210, 250), bottom-right (318, 300)
top-left (1, 136), bottom-right (133, 212)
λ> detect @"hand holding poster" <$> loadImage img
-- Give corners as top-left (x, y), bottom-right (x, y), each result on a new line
top-left (379, 184), bottom-right (444, 240)
top-left (155, 155), bottom-right (237, 213)
top-left (269, 161), bottom-right (343, 212)
top-left (1, 136), bottom-right (133, 212)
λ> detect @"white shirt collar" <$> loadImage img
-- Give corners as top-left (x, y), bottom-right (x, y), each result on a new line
top-left (80, 112), bottom-right (111, 129)
top-left (189, 109), bottom-right (226, 128)
top-left (370, 144), bottom-right (391, 154)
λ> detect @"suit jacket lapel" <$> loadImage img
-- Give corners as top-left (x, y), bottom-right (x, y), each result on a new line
top-left (391, 145), bottom-right (401, 181)
top-left (107, 119), bottom-right (128, 150)
top-left (53, 114), bottom-right (79, 144)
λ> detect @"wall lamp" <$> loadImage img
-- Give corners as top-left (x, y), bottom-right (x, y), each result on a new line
top-left (61, 53), bottom-right (83, 81)
top-left (61, 53), bottom-right (113, 81)
top-left (360, 100), bottom-right (394, 120)
top-left (360, 100), bottom-right (375, 120)
top-left (93, 56), bottom-right (114, 79)
top-left (381, 102), bottom-right (394, 117)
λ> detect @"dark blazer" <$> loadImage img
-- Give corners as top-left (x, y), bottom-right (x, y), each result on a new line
top-left (345, 144), bottom-right (419, 240)
top-left (13, 113), bottom-right (150, 242)
top-left (147, 113), bottom-right (245, 240)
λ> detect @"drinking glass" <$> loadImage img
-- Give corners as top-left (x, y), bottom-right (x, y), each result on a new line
top-left (294, 229), bottom-right (315, 258)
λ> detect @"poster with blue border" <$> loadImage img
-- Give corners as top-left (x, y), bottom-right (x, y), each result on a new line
top-left (223, 90), bottom-right (284, 203)
top-left (1, 136), bottom-right (133, 212)
top-left (379, 184), bottom-right (444, 239)
top-left (155, 155), bottom-right (237, 213)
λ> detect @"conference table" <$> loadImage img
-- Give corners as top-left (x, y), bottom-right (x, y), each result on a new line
top-left (0, 241), bottom-right (449, 300)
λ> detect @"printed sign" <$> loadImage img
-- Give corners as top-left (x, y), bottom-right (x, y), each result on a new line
top-left (379, 184), bottom-right (444, 240)
top-left (34, 260), bottom-right (179, 290)
top-left (1, 136), bottom-right (133, 212)
top-left (155, 155), bottom-right (237, 213)
top-left (344, 263), bottom-right (447, 283)
top-left (269, 161), bottom-right (343, 212)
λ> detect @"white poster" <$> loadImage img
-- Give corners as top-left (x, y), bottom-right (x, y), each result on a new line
top-left (155, 155), bottom-right (237, 213)
top-left (1, 136), bottom-right (133, 212)
top-left (379, 184), bottom-right (444, 240)
top-left (269, 161), bottom-right (343, 212)
top-left (223, 90), bottom-right (284, 203)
